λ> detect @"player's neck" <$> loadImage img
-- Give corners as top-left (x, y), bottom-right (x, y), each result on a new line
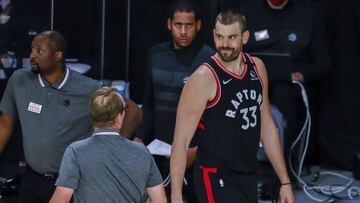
top-left (215, 53), bottom-right (244, 76)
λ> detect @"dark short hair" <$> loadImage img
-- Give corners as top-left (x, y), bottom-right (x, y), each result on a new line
top-left (37, 30), bottom-right (68, 60)
top-left (215, 9), bottom-right (247, 33)
top-left (169, 0), bottom-right (200, 20)
top-left (89, 87), bottom-right (127, 129)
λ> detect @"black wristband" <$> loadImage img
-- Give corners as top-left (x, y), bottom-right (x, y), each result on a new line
top-left (281, 182), bottom-right (291, 186)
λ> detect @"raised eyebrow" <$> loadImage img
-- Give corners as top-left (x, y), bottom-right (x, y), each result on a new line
top-left (229, 34), bottom-right (239, 38)
top-left (215, 33), bottom-right (223, 37)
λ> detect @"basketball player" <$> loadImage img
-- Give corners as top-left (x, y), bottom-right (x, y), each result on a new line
top-left (170, 9), bottom-right (294, 203)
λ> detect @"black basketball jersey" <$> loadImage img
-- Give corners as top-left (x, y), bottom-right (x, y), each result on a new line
top-left (195, 53), bottom-right (263, 173)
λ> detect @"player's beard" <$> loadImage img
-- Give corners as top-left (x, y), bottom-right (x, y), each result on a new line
top-left (217, 47), bottom-right (241, 62)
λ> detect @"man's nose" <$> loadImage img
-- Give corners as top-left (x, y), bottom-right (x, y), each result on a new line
top-left (180, 25), bottom-right (187, 35)
top-left (30, 51), bottom-right (35, 59)
top-left (224, 38), bottom-right (232, 47)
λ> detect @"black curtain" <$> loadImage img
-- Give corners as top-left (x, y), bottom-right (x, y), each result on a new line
top-left (318, 0), bottom-right (360, 169)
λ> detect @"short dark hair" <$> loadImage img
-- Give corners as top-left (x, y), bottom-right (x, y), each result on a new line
top-left (37, 30), bottom-right (68, 60)
top-left (215, 9), bottom-right (247, 33)
top-left (169, 0), bottom-right (200, 20)
top-left (89, 87), bottom-right (127, 129)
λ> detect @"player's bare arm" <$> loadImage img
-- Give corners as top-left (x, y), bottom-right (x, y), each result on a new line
top-left (170, 64), bottom-right (216, 202)
top-left (254, 57), bottom-right (294, 203)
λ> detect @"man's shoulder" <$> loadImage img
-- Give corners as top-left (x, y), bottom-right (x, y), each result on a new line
top-left (117, 139), bottom-right (154, 161)
top-left (92, 134), bottom-right (151, 155)
top-left (149, 42), bottom-right (171, 56)
top-left (124, 139), bottom-right (151, 155)
top-left (67, 70), bottom-right (102, 91)
top-left (68, 69), bottom-right (99, 85)
top-left (200, 44), bottom-right (215, 53)
top-left (9, 68), bottom-right (34, 81)
top-left (102, 136), bottom-right (153, 160)
top-left (68, 136), bottom-right (93, 150)
top-left (198, 44), bottom-right (215, 59)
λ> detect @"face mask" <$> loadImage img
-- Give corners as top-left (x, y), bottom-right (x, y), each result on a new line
top-left (268, 0), bottom-right (287, 6)
top-left (0, 14), bottom-right (10, 24)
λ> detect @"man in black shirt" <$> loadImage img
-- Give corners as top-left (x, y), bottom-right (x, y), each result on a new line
top-left (133, 1), bottom-right (214, 202)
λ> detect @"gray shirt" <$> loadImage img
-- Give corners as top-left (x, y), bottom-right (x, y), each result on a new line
top-left (56, 129), bottom-right (163, 203)
top-left (0, 68), bottom-right (102, 174)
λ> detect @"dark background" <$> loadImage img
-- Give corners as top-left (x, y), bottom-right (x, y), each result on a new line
top-left (0, 0), bottom-right (359, 174)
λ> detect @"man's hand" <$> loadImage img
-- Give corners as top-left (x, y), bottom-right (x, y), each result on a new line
top-left (279, 184), bottom-right (294, 203)
top-left (49, 186), bottom-right (74, 203)
top-left (120, 99), bottom-right (142, 139)
top-left (0, 114), bottom-right (14, 153)
top-left (133, 137), bottom-right (144, 144)
top-left (291, 72), bottom-right (304, 82)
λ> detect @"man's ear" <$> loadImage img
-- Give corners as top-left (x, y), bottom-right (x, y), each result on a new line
top-left (167, 18), bottom-right (172, 31)
top-left (196, 19), bottom-right (202, 32)
top-left (116, 112), bottom-right (125, 128)
top-left (212, 29), bottom-right (216, 39)
top-left (55, 51), bottom-right (63, 62)
top-left (242, 30), bottom-right (250, 45)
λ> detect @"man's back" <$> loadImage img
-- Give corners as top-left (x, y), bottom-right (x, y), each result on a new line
top-left (56, 131), bottom-right (163, 203)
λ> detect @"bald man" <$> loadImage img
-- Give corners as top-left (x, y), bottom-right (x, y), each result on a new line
top-left (0, 30), bottom-right (142, 202)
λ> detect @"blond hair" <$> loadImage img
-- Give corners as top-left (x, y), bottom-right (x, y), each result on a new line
top-left (89, 87), bottom-right (126, 128)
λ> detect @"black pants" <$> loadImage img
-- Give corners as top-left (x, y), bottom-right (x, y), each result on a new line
top-left (193, 164), bottom-right (258, 203)
top-left (17, 169), bottom-right (57, 203)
